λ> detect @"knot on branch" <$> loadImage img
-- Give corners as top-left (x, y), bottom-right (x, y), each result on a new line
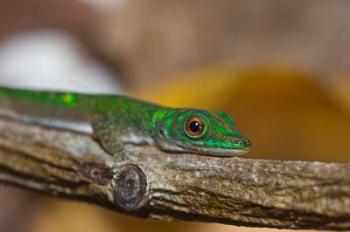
top-left (113, 164), bottom-right (147, 211)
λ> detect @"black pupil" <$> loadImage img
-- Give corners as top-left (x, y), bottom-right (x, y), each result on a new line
top-left (189, 120), bottom-right (203, 133)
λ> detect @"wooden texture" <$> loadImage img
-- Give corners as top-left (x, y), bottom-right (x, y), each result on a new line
top-left (0, 117), bottom-right (349, 230)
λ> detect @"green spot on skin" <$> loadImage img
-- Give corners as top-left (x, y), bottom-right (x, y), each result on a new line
top-left (62, 94), bottom-right (75, 104)
top-left (151, 109), bottom-right (167, 126)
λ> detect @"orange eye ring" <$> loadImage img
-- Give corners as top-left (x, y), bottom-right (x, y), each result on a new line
top-left (185, 117), bottom-right (205, 138)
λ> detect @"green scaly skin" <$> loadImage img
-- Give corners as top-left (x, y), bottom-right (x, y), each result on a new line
top-left (0, 86), bottom-right (251, 157)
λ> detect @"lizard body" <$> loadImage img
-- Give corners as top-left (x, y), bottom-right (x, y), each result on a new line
top-left (0, 86), bottom-right (251, 157)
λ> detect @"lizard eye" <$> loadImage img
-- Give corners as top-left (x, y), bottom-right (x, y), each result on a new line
top-left (185, 117), bottom-right (205, 138)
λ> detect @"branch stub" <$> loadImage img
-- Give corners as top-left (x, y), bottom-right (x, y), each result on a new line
top-left (113, 164), bottom-right (147, 211)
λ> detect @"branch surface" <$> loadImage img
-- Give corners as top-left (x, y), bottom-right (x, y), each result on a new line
top-left (0, 117), bottom-right (349, 230)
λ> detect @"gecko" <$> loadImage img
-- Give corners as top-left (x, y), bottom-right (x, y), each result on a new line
top-left (0, 86), bottom-right (251, 157)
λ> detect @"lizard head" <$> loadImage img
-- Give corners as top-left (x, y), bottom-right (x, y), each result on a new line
top-left (156, 109), bottom-right (251, 156)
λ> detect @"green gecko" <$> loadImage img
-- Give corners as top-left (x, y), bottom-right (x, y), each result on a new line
top-left (0, 86), bottom-right (251, 157)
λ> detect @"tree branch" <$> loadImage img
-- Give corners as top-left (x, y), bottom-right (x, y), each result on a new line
top-left (0, 116), bottom-right (349, 230)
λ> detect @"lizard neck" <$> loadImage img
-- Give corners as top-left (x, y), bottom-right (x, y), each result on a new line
top-left (120, 104), bottom-right (169, 141)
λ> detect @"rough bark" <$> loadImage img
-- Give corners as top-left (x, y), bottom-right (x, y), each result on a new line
top-left (0, 116), bottom-right (349, 230)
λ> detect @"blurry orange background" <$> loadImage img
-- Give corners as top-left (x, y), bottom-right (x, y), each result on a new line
top-left (0, 1), bottom-right (349, 232)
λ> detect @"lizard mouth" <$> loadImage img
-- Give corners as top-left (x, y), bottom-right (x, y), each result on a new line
top-left (187, 146), bottom-right (250, 157)
top-left (157, 137), bottom-right (251, 157)
top-left (173, 140), bottom-right (251, 157)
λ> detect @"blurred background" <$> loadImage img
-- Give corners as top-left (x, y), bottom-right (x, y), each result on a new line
top-left (0, 0), bottom-right (349, 231)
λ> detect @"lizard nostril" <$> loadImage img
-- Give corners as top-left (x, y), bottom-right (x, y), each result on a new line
top-left (235, 139), bottom-right (251, 148)
top-left (244, 139), bottom-right (252, 148)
